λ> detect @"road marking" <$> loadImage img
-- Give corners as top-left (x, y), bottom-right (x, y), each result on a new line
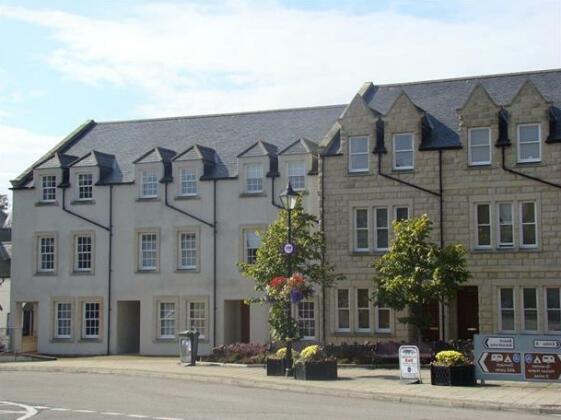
top-left (153, 417), bottom-right (184, 420)
top-left (50, 407), bottom-right (71, 411)
top-left (0, 401), bottom-right (37, 420)
top-left (75, 409), bottom-right (97, 413)
top-left (127, 415), bottom-right (149, 418)
top-left (101, 412), bottom-right (125, 416)
top-left (31, 406), bottom-right (50, 409)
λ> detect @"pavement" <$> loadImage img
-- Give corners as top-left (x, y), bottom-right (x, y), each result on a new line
top-left (1, 355), bottom-right (561, 416)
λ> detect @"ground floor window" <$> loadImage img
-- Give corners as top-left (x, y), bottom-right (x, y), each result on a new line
top-left (336, 289), bottom-right (350, 332)
top-left (375, 305), bottom-right (391, 333)
top-left (55, 302), bottom-right (72, 339)
top-left (187, 301), bottom-right (207, 339)
top-left (499, 288), bottom-right (515, 332)
top-left (298, 300), bottom-right (315, 339)
top-left (82, 302), bottom-right (100, 339)
top-left (546, 288), bottom-right (561, 332)
top-left (159, 302), bottom-right (176, 339)
top-left (356, 289), bottom-right (371, 332)
top-left (522, 288), bottom-right (538, 332)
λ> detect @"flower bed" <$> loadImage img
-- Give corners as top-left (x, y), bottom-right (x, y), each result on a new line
top-left (202, 342), bottom-right (268, 364)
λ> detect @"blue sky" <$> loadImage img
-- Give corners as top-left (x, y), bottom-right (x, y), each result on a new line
top-left (0, 0), bottom-right (560, 198)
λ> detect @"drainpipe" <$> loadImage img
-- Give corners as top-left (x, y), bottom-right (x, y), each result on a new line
top-left (319, 154), bottom-right (327, 345)
top-left (270, 176), bottom-right (283, 209)
top-left (163, 183), bottom-right (214, 228)
top-left (500, 147), bottom-right (561, 190)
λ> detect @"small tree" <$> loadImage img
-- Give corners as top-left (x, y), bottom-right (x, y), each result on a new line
top-left (239, 199), bottom-right (342, 342)
top-left (373, 214), bottom-right (469, 342)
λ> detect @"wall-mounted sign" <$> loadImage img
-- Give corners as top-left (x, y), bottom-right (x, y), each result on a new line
top-left (399, 345), bottom-right (421, 384)
top-left (283, 243), bottom-right (295, 255)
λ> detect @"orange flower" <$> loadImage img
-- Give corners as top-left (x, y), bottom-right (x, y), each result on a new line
top-left (269, 276), bottom-right (286, 288)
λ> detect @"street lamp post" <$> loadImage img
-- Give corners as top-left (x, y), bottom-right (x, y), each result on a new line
top-left (279, 182), bottom-right (299, 377)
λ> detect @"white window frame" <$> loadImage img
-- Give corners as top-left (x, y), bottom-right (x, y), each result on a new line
top-left (140, 170), bottom-right (158, 198)
top-left (187, 301), bottom-right (207, 340)
top-left (41, 175), bottom-right (57, 202)
top-left (77, 173), bottom-right (94, 200)
top-left (468, 127), bottom-right (492, 166)
top-left (517, 123), bottom-right (541, 163)
top-left (375, 305), bottom-right (392, 333)
top-left (139, 232), bottom-right (158, 271)
top-left (297, 300), bottom-right (316, 340)
top-left (55, 302), bottom-right (72, 339)
top-left (158, 301), bottom-right (176, 339)
top-left (497, 202), bottom-right (514, 248)
top-left (519, 201), bottom-right (538, 248)
top-left (336, 289), bottom-right (351, 332)
top-left (348, 136), bottom-right (369, 173)
top-left (179, 168), bottom-right (198, 196)
top-left (178, 232), bottom-right (197, 270)
top-left (82, 302), bottom-right (100, 339)
top-left (356, 288), bottom-right (371, 332)
top-left (499, 288), bottom-right (516, 332)
top-left (245, 163), bottom-right (264, 193)
top-left (522, 288), bottom-right (538, 333)
top-left (475, 203), bottom-right (492, 249)
top-left (374, 207), bottom-right (389, 251)
top-left (74, 234), bottom-right (93, 272)
top-left (244, 230), bottom-right (260, 264)
top-left (353, 208), bottom-right (369, 252)
top-left (38, 235), bottom-right (56, 273)
top-left (287, 161), bottom-right (306, 191)
top-left (393, 133), bottom-right (414, 170)
top-left (545, 287), bottom-right (561, 333)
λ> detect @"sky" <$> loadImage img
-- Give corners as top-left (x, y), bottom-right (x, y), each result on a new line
top-left (0, 0), bottom-right (560, 200)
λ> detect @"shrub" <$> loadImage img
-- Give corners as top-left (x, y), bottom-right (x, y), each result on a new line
top-left (203, 342), bottom-right (268, 364)
top-left (274, 347), bottom-right (300, 359)
top-left (298, 345), bottom-right (326, 362)
top-left (434, 350), bottom-right (467, 367)
top-left (324, 342), bottom-right (376, 364)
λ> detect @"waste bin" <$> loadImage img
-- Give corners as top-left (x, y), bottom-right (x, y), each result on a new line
top-left (178, 330), bottom-right (200, 366)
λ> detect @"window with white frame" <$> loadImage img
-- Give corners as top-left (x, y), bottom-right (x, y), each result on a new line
top-left (288, 161), bottom-right (306, 191)
top-left (75, 234), bottom-right (93, 272)
top-left (393, 133), bottom-right (414, 170)
top-left (374, 207), bottom-right (389, 251)
top-left (522, 288), bottom-right (538, 332)
top-left (336, 289), bottom-right (350, 331)
top-left (140, 170), bottom-right (158, 198)
top-left (159, 302), bottom-right (176, 339)
top-left (41, 175), bottom-right (57, 202)
top-left (395, 206), bottom-right (409, 223)
top-left (179, 232), bottom-right (197, 269)
top-left (298, 300), bottom-right (315, 339)
top-left (376, 305), bottom-right (391, 333)
top-left (245, 164), bottom-right (263, 193)
top-left (546, 288), bottom-right (561, 332)
top-left (77, 173), bottom-right (94, 200)
top-left (499, 288), bottom-right (515, 332)
top-left (55, 302), bottom-right (72, 338)
top-left (517, 124), bottom-right (541, 163)
top-left (38, 236), bottom-right (56, 272)
top-left (520, 202), bottom-right (537, 247)
top-left (356, 289), bottom-right (371, 331)
top-left (476, 204), bottom-right (491, 248)
top-left (82, 302), bottom-right (100, 339)
top-left (354, 208), bottom-right (369, 251)
top-left (180, 168), bottom-right (198, 196)
top-left (244, 230), bottom-right (260, 264)
top-left (139, 232), bottom-right (158, 270)
top-left (348, 136), bottom-right (369, 172)
top-left (468, 128), bottom-right (491, 166)
top-left (497, 203), bottom-right (514, 247)
top-left (187, 301), bottom-right (207, 339)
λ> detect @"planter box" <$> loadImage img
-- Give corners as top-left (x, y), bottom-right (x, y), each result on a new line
top-left (294, 360), bottom-right (337, 380)
top-left (431, 364), bottom-right (476, 386)
top-left (266, 358), bottom-right (286, 376)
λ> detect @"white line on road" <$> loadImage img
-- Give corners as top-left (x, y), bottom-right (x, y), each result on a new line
top-left (126, 415), bottom-right (149, 418)
top-left (101, 412), bottom-right (125, 416)
top-left (0, 401), bottom-right (37, 420)
top-left (75, 409), bottom-right (97, 413)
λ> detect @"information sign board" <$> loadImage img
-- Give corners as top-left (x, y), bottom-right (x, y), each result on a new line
top-left (399, 345), bottom-right (421, 384)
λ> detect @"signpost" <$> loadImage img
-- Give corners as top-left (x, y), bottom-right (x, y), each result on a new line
top-left (399, 345), bottom-right (422, 384)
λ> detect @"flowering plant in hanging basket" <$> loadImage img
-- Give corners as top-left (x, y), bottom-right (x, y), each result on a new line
top-left (265, 272), bottom-right (313, 304)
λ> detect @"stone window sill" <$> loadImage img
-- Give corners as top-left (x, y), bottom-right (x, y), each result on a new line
top-left (153, 338), bottom-right (177, 343)
top-left (176, 268), bottom-right (200, 273)
top-left (174, 195), bottom-right (200, 201)
top-left (79, 338), bottom-right (102, 343)
top-left (136, 197), bottom-right (160, 202)
top-left (35, 201), bottom-right (59, 207)
top-left (50, 338), bottom-right (74, 343)
top-left (346, 171), bottom-right (370, 176)
top-left (515, 161), bottom-right (543, 167)
top-left (239, 192), bottom-right (267, 198)
top-left (71, 199), bottom-right (96, 205)
top-left (34, 271), bottom-right (57, 276)
top-left (136, 269), bottom-right (160, 274)
top-left (71, 271), bottom-right (94, 276)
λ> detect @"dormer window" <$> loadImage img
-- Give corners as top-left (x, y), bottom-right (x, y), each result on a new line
top-left (348, 136), bottom-right (369, 173)
top-left (517, 124), bottom-right (541, 163)
top-left (77, 173), bottom-right (94, 200)
top-left (140, 170), bottom-right (158, 198)
top-left (468, 128), bottom-right (491, 166)
top-left (180, 168), bottom-right (198, 196)
top-left (393, 133), bottom-right (414, 170)
top-left (41, 175), bottom-right (57, 202)
top-left (245, 163), bottom-right (263, 193)
top-left (288, 161), bottom-right (306, 191)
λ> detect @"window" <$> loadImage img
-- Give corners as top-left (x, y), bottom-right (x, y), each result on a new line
top-left (348, 136), bottom-right (369, 172)
top-left (517, 124), bottom-right (541, 163)
top-left (77, 173), bottom-right (93, 200)
top-left (395, 207), bottom-right (409, 222)
top-left (298, 300), bottom-right (315, 339)
top-left (139, 233), bottom-right (158, 270)
top-left (499, 288), bottom-right (515, 332)
top-left (41, 175), bottom-right (57, 202)
top-left (179, 232), bottom-right (197, 269)
top-left (245, 164), bottom-right (263, 193)
top-left (288, 161), bottom-right (306, 191)
top-left (354, 208), bottom-right (369, 251)
top-left (393, 133), bottom-right (414, 170)
top-left (376, 305), bottom-right (391, 333)
top-left (38, 236), bottom-right (56, 272)
top-left (336, 289), bottom-right (350, 331)
top-left (55, 302), bottom-right (72, 339)
top-left (374, 207), bottom-right (389, 251)
top-left (82, 302), bottom-right (100, 339)
top-left (356, 289), bottom-right (371, 332)
top-left (546, 288), bottom-right (561, 332)
top-left (75, 234), bottom-right (93, 272)
top-left (159, 302), bottom-right (176, 339)
top-left (180, 168), bottom-right (198, 196)
top-left (141, 170), bottom-right (158, 198)
top-left (522, 288), bottom-right (538, 332)
top-left (520, 202), bottom-right (537, 247)
top-left (244, 230), bottom-right (260, 264)
top-left (476, 204), bottom-right (491, 248)
top-left (468, 128), bottom-right (491, 166)
top-left (497, 203), bottom-right (514, 247)
top-left (187, 301), bottom-right (207, 339)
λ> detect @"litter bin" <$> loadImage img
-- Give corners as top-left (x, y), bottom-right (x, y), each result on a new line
top-left (178, 330), bottom-right (200, 366)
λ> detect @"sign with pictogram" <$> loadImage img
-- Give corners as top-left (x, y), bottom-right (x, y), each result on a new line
top-left (524, 353), bottom-right (561, 381)
top-left (478, 352), bottom-right (521, 374)
top-left (399, 345), bottom-right (421, 384)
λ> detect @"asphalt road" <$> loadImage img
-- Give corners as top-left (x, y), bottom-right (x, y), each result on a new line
top-left (0, 371), bottom-right (554, 420)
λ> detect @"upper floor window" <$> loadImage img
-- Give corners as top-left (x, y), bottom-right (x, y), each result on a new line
top-left (179, 232), bottom-right (197, 270)
top-left (348, 136), bottom-right (369, 173)
top-left (141, 170), bottom-right (158, 198)
top-left (497, 203), bottom-right (514, 248)
top-left (41, 175), bottom-right (57, 202)
top-left (55, 302), bottom-right (72, 339)
top-left (180, 168), bottom-right (198, 196)
top-left (475, 204), bottom-right (491, 249)
top-left (38, 235), bottom-right (56, 273)
top-left (245, 164), bottom-right (263, 193)
top-left (517, 124), bottom-right (541, 163)
top-left (546, 288), bottom-right (561, 332)
top-left (74, 234), bottom-right (93, 272)
top-left (158, 301), bottom-right (176, 339)
top-left (288, 161), bottom-right (306, 191)
top-left (77, 173), bottom-right (94, 200)
top-left (82, 302), bottom-right (100, 339)
top-left (297, 300), bottom-right (316, 339)
top-left (139, 232), bottom-right (158, 271)
top-left (244, 230), bottom-right (260, 264)
top-left (395, 207), bottom-right (409, 222)
top-left (468, 127), bottom-right (491, 166)
top-left (353, 208), bottom-right (369, 252)
top-left (393, 133), bottom-right (414, 170)
top-left (520, 202), bottom-right (537, 248)
top-left (499, 288), bottom-right (515, 332)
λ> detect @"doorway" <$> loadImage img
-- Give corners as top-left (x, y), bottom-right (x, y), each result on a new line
top-left (116, 301), bottom-right (140, 354)
top-left (223, 300), bottom-right (250, 344)
top-left (456, 286), bottom-right (479, 340)
top-left (21, 302), bottom-right (37, 353)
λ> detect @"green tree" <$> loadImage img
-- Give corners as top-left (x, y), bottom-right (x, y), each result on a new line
top-left (239, 199), bottom-right (342, 342)
top-left (373, 214), bottom-right (469, 342)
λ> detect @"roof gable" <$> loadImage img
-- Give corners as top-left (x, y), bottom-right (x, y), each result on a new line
top-left (457, 83), bottom-right (499, 112)
top-left (133, 147), bottom-right (176, 164)
top-left (71, 150), bottom-right (116, 168)
top-left (339, 93), bottom-right (379, 121)
top-left (237, 140), bottom-right (278, 158)
top-left (508, 79), bottom-right (551, 107)
top-left (279, 138), bottom-right (318, 155)
top-left (36, 152), bottom-right (78, 170)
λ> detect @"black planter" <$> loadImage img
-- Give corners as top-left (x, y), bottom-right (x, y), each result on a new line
top-left (294, 360), bottom-right (337, 380)
top-left (266, 358), bottom-right (286, 376)
top-left (430, 364), bottom-right (476, 386)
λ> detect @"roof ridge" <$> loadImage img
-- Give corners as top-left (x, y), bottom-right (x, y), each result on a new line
top-left (94, 104), bottom-right (346, 125)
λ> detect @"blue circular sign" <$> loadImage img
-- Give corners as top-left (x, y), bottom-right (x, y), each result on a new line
top-left (525, 353), bottom-right (533, 364)
top-left (512, 353), bottom-right (521, 363)
top-left (283, 243), bottom-right (295, 255)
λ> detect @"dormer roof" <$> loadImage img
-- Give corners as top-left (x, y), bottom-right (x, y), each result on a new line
top-left (279, 138), bottom-right (318, 155)
top-left (174, 144), bottom-right (217, 163)
top-left (71, 150), bottom-right (116, 169)
top-left (35, 152), bottom-right (78, 170)
top-left (133, 147), bottom-right (176, 164)
top-left (237, 140), bottom-right (278, 158)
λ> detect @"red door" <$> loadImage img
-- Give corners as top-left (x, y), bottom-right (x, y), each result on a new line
top-left (240, 302), bottom-right (250, 343)
top-left (422, 301), bottom-right (440, 341)
top-left (457, 287), bottom-right (479, 340)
